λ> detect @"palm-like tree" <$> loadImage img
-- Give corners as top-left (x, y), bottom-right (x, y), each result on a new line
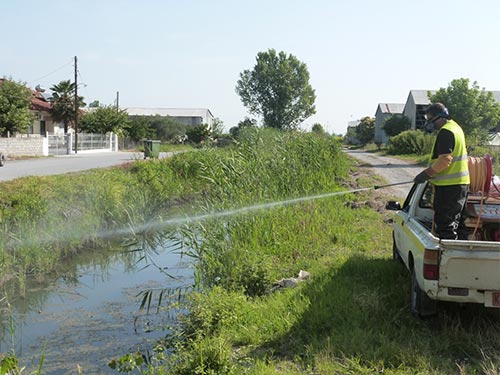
top-left (49, 80), bottom-right (85, 134)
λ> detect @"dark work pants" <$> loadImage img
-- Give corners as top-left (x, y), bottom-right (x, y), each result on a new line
top-left (433, 184), bottom-right (469, 240)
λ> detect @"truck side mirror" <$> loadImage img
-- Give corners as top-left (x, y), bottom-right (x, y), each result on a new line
top-left (386, 201), bottom-right (401, 211)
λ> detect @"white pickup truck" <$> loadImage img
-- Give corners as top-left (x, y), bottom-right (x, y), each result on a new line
top-left (387, 181), bottom-right (500, 318)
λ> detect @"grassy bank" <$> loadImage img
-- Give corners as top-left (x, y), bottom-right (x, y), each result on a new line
top-left (1, 129), bottom-right (499, 374)
top-left (155, 132), bottom-right (500, 374)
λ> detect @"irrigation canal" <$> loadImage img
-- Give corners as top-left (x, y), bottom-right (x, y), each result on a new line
top-left (0, 237), bottom-right (193, 374)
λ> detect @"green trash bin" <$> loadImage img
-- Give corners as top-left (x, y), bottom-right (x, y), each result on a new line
top-left (143, 140), bottom-right (160, 159)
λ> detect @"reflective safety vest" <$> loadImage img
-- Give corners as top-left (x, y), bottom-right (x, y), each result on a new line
top-left (429, 120), bottom-right (470, 186)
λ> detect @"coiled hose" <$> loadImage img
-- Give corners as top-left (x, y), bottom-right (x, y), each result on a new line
top-left (467, 155), bottom-right (492, 238)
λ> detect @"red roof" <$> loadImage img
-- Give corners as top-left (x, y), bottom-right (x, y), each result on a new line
top-left (31, 96), bottom-right (52, 111)
top-left (30, 89), bottom-right (52, 111)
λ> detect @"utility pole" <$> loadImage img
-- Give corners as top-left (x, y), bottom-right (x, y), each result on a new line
top-left (116, 91), bottom-right (119, 110)
top-left (74, 55), bottom-right (78, 154)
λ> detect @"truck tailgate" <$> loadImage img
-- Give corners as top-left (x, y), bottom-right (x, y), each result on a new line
top-left (439, 240), bottom-right (500, 290)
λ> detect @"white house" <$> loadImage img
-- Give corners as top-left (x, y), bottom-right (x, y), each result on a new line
top-left (126, 107), bottom-right (214, 128)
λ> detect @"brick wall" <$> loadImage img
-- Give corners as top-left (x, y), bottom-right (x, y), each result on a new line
top-left (0, 136), bottom-right (48, 157)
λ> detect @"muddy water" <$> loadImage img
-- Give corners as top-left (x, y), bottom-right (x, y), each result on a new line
top-left (0, 238), bottom-right (193, 374)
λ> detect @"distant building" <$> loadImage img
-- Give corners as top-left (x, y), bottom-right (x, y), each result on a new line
top-left (344, 120), bottom-right (361, 145)
top-left (126, 107), bottom-right (214, 127)
top-left (369, 89), bottom-right (500, 145)
top-left (374, 103), bottom-right (405, 144)
top-left (402, 90), bottom-right (436, 131)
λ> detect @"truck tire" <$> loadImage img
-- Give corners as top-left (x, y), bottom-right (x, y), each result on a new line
top-left (410, 268), bottom-right (437, 318)
top-left (392, 233), bottom-right (403, 265)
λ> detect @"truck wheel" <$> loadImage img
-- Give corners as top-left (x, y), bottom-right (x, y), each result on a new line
top-left (392, 234), bottom-right (403, 264)
top-left (410, 268), bottom-right (437, 318)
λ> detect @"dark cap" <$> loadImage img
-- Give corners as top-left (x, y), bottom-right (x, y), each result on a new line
top-left (426, 103), bottom-right (449, 119)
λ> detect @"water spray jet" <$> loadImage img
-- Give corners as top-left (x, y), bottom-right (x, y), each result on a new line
top-left (96, 180), bottom-right (415, 239)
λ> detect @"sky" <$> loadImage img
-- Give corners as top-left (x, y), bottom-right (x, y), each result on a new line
top-left (2, 0), bottom-right (500, 135)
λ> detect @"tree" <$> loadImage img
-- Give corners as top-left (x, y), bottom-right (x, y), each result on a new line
top-left (79, 106), bottom-right (129, 133)
top-left (230, 117), bottom-right (257, 137)
top-left (311, 123), bottom-right (325, 135)
top-left (429, 78), bottom-right (500, 144)
top-left (0, 78), bottom-right (33, 136)
top-left (125, 116), bottom-right (155, 142)
top-left (235, 49), bottom-right (316, 130)
top-left (382, 115), bottom-right (411, 137)
top-left (186, 124), bottom-right (210, 144)
top-left (88, 100), bottom-right (101, 108)
top-left (147, 116), bottom-right (187, 142)
top-left (49, 80), bottom-right (85, 134)
top-left (210, 117), bottom-right (225, 137)
top-left (356, 116), bottom-right (375, 145)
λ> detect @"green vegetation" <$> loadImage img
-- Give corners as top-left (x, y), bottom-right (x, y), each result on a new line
top-left (383, 115), bottom-right (411, 137)
top-left (386, 130), bottom-right (434, 156)
top-left (79, 105), bottom-right (129, 134)
top-left (236, 49), bottom-right (316, 130)
top-left (2, 128), bottom-right (500, 374)
top-left (49, 80), bottom-right (85, 134)
top-left (154, 142), bottom-right (500, 374)
top-left (0, 78), bottom-right (34, 136)
top-left (430, 78), bottom-right (500, 146)
top-left (354, 116), bottom-right (375, 146)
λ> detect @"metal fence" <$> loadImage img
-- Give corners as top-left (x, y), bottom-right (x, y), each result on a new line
top-left (76, 133), bottom-right (110, 151)
top-left (47, 134), bottom-right (70, 155)
top-left (48, 133), bottom-right (118, 155)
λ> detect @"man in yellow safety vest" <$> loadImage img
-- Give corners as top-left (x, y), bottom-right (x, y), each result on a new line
top-left (414, 103), bottom-right (470, 239)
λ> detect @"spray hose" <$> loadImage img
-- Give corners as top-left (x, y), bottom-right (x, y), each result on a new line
top-left (373, 181), bottom-right (414, 190)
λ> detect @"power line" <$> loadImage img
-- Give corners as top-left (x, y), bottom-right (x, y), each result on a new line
top-left (27, 59), bottom-right (74, 86)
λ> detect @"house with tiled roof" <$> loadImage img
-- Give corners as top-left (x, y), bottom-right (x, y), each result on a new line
top-left (29, 87), bottom-right (62, 136)
top-left (0, 78), bottom-right (65, 136)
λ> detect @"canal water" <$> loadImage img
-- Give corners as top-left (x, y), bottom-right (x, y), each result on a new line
top-left (0, 236), bottom-right (194, 374)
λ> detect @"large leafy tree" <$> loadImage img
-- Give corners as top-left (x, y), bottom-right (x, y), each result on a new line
top-left (49, 80), bottom-right (85, 134)
top-left (235, 49), bottom-right (316, 130)
top-left (429, 78), bottom-right (500, 144)
top-left (0, 78), bottom-right (33, 136)
top-left (383, 115), bottom-right (411, 137)
top-left (126, 115), bottom-right (187, 142)
top-left (356, 116), bottom-right (375, 145)
top-left (79, 106), bottom-right (129, 133)
top-left (125, 116), bottom-right (155, 142)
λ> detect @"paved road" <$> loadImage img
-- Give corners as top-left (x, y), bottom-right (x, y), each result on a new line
top-left (344, 149), bottom-right (423, 199)
top-left (0, 151), bottom-right (173, 182)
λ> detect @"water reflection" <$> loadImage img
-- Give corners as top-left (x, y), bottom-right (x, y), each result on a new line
top-left (0, 232), bottom-right (193, 374)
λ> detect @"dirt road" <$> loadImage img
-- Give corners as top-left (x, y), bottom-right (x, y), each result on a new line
top-left (344, 149), bottom-right (423, 199)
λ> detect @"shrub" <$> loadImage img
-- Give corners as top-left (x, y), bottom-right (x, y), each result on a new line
top-left (387, 130), bottom-right (434, 155)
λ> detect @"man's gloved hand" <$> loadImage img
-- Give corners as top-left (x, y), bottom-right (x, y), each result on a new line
top-left (414, 170), bottom-right (430, 184)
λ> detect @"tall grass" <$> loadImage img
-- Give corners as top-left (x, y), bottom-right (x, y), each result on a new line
top-left (149, 129), bottom-right (500, 375)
